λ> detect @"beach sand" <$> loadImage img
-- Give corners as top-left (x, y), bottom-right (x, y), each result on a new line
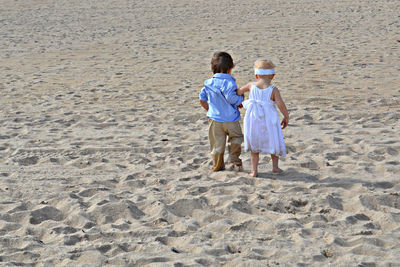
top-left (1, 0), bottom-right (400, 266)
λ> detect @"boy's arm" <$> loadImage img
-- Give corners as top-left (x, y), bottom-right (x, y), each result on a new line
top-left (237, 82), bottom-right (252, 96)
top-left (199, 87), bottom-right (209, 111)
top-left (272, 87), bottom-right (289, 129)
top-left (224, 82), bottom-right (244, 106)
top-left (200, 100), bottom-right (209, 111)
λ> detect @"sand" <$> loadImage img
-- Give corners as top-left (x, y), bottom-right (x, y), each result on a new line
top-left (1, 0), bottom-right (400, 266)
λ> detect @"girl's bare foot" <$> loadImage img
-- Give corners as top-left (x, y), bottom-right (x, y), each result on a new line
top-left (250, 171), bottom-right (258, 177)
top-left (272, 168), bottom-right (283, 174)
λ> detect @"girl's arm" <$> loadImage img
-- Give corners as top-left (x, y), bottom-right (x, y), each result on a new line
top-left (272, 87), bottom-right (289, 129)
top-left (236, 82), bottom-right (252, 96)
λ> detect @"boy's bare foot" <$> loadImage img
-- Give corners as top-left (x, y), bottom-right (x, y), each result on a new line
top-left (272, 168), bottom-right (283, 174)
top-left (228, 164), bottom-right (243, 172)
top-left (235, 164), bottom-right (243, 172)
top-left (211, 166), bottom-right (225, 172)
top-left (250, 171), bottom-right (258, 177)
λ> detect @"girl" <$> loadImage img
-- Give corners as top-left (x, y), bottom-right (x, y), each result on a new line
top-left (237, 59), bottom-right (289, 177)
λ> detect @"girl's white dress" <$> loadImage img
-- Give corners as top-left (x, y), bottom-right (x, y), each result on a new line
top-left (243, 83), bottom-right (286, 156)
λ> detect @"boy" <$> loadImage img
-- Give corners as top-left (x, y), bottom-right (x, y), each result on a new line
top-left (199, 51), bottom-right (244, 171)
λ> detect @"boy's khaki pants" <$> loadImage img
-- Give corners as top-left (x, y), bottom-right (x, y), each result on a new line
top-left (208, 119), bottom-right (243, 171)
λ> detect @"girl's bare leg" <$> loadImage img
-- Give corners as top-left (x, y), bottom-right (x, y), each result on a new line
top-left (250, 152), bottom-right (259, 177)
top-left (271, 154), bottom-right (283, 173)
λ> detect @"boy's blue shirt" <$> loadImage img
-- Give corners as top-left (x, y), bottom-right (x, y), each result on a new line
top-left (199, 73), bottom-right (243, 122)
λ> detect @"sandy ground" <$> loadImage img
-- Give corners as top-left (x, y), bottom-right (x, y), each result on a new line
top-left (1, 0), bottom-right (400, 266)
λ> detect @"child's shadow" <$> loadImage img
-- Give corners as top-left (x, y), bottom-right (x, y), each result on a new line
top-left (256, 168), bottom-right (395, 190)
top-left (256, 167), bottom-right (318, 183)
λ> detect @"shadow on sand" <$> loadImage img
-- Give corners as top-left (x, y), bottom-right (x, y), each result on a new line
top-left (255, 168), bottom-right (396, 190)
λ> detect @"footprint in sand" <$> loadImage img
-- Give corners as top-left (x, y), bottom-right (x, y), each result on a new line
top-left (17, 156), bottom-right (39, 166)
top-left (359, 194), bottom-right (400, 211)
top-left (167, 198), bottom-right (208, 217)
top-left (29, 206), bottom-right (64, 225)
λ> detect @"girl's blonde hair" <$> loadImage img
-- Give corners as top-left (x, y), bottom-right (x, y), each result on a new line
top-left (254, 59), bottom-right (275, 69)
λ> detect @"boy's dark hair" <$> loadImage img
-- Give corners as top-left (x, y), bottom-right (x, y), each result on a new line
top-left (211, 52), bottom-right (235, 74)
